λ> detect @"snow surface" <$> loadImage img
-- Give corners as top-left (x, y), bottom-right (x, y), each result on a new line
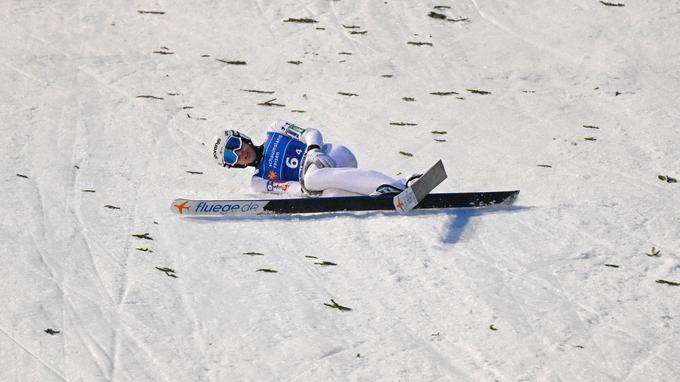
top-left (2, 0), bottom-right (680, 381)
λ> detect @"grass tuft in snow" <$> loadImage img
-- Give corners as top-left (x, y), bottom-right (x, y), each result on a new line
top-left (338, 92), bottom-right (358, 97)
top-left (466, 88), bottom-right (492, 95)
top-left (136, 95), bottom-right (164, 100)
top-left (216, 59), bottom-right (246, 65)
top-left (658, 175), bottom-right (677, 183)
top-left (256, 268), bottom-right (278, 273)
top-left (428, 11), bottom-right (447, 20)
top-left (431, 130), bottom-right (447, 135)
top-left (132, 233), bottom-right (153, 240)
top-left (600, 1), bottom-right (625, 7)
top-left (136, 248), bottom-right (153, 252)
top-left (407, 41), bottom-right (433, 47)
top-left (153, 47), bottom-right (173, 55)
top-left (324, 299), bottom-right (352, 311)
top-left (284, 18), bottom-right (318, 24)
top-left (314, 261), bottom-right (338, 266)
top-left (428, 10), bottom-right (468, 23)
top-left (430, 91), bottom-right (458, 96)
top-left (241, 89), bottom-right (275, 94)
top-left (646, 247), bottom-right (661, 257)
top-left (287, 60), bottom-right (302, 65)
top-left (44, 329), bottom-right (60, 335)
top-left (656, 279), bottom-right (680, 287)
top-left (156, 267), bottom-right (178, 278)
top-left (390, 122), bottom-right (417, 126)
top-left (402, 97), bottom-right (415, 102)
top-left (258, 98), bottom-right (286, 107)
top-left (399, 151), bottom-right (414, 157)
top-left (137, 10), bottom-right (165, 15)
top-left (186, 171), bottom-right (203, 175)
top-left (104, 205), bottom-right (121, 210)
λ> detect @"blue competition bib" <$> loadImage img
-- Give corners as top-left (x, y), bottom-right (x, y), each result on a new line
top-left (255, 132), bottom-right (308, 182)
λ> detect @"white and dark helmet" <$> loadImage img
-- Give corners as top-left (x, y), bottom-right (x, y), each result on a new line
top-left (210, 130), bottom-right (254, 168)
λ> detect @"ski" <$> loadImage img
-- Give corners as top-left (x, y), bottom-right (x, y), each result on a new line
top-left (171, 190), bottom-right (519, 217)
top-left (393, 160), bottom-right (447, 214)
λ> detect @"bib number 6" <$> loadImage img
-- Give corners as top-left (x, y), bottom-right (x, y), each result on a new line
top-left (285, 157), bottom-right (299, 168)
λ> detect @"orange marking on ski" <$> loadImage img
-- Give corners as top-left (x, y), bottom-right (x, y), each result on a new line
top-left (174, 201), bottom-right (190, 214)
top-left (395, 197), bottom-right (404, 211)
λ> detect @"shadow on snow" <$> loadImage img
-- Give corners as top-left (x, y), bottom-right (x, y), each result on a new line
top-left (182, 205), bottom-right (531, 244)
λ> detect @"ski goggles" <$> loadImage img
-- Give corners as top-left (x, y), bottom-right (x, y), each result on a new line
top-left (222, 135), bottom-right (243, 166)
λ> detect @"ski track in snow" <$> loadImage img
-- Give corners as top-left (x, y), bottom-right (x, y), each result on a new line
top-left (2, 0), bottom-right (680, 380)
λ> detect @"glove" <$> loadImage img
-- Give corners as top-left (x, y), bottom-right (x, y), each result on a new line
top-left (306, 147), bottom-right (335, 169)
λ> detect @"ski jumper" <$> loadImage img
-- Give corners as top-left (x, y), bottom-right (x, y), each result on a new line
top-left (250, 121), bottom-right (405, 196)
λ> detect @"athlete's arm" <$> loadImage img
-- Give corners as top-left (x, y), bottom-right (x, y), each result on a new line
top-left (250, 176), bottom-right (304, 196)
top-left (269, 120), bottom-right (324, 148)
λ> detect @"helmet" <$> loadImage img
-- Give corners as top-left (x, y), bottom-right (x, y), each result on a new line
top-left (210, 130), bottom-right (254, 168)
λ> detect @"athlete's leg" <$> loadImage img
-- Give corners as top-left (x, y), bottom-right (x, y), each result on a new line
top-left (304, 167), bottom-right (405, 195)
top-left (322, 144), bottom-right (358, 168)
top-left (321, 188), bottom-right (363, 197)
top-left (304, 143), bottom-right (403, 195)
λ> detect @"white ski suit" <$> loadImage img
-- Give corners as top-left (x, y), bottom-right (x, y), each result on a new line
top-left (250, 121), bottom-right (406, 196)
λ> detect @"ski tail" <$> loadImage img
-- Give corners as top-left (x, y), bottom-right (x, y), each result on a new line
top-left (393, 160), bottom-right (447, 214)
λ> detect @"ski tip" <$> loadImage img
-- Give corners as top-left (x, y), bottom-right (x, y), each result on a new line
top-left (171, 199), bottom-right (191, 215)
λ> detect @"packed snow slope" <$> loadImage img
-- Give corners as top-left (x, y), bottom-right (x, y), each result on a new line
top-left (2, 0), bottom-right (679, 381)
